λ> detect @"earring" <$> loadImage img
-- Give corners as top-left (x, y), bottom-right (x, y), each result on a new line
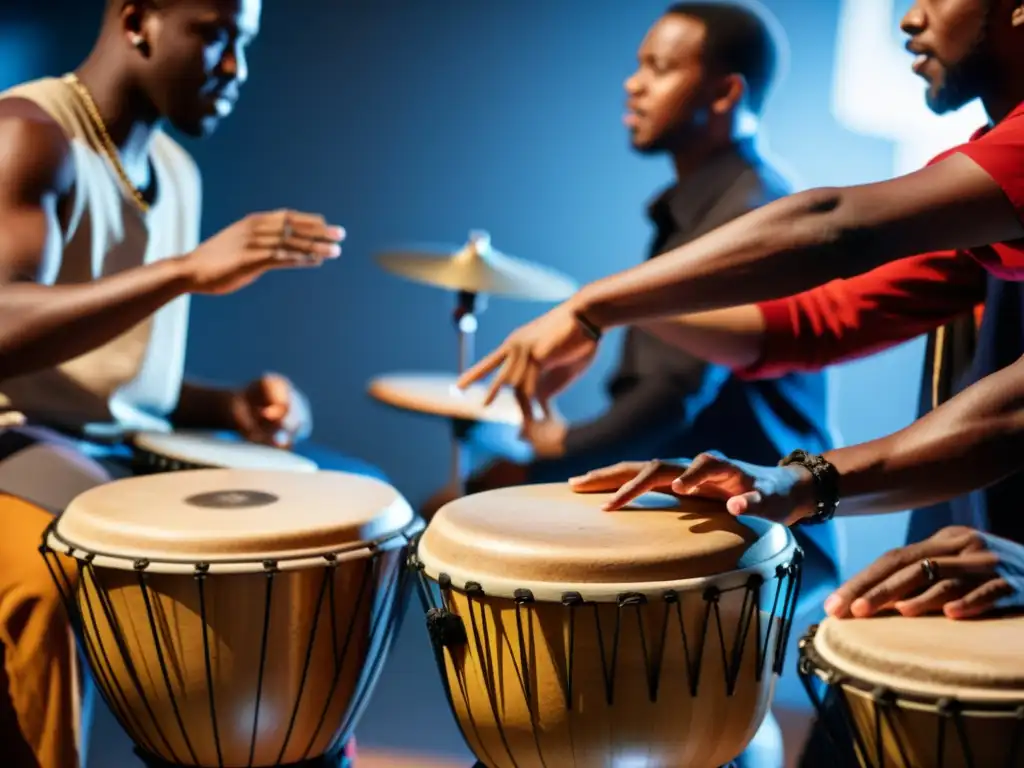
top-left (130, 33), bottom-right (145, 49)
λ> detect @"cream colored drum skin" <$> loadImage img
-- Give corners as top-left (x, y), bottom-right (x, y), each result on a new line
top-left (367, 372), bottom-right (544, 426)
top-left (131, 430), bottom-right (318, 473)
top-left (411, 483), bottom-right (804, 768)
top-left (42, 469), bottom-right (423, 767)
top-left (799, 614), bottom-right (1024, 768)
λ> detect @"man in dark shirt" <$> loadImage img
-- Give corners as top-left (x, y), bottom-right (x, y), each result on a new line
top-left (425, 4), bottom-right (842, 766)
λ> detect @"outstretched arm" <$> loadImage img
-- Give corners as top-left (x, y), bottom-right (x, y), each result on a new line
top-left (458, 128), bottom-right (1018, 417)
top-left (576, 353), bottom-right (1024, 522)
top-left (573, 152), bottom-right (1021, 330)
top-left (641, 248), bottom-right (985, 377)
top-left (821, 352), bottom-right (1024, 516)
top-left (638, 305), bottom-right (767, 371)
top-left (0, 101), bottom-right (342, 383)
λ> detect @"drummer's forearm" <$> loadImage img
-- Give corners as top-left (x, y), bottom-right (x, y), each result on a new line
top-left (171, 381), bottom-right (236, 430)
top-left (639, 305), bottom-right (766, 370)
top-left (570, 189), bottom-right (863, 328)
top-left (574, 153), bottom-right (1024, 330)
top-left (823, 356), bottom-right (1024, 516)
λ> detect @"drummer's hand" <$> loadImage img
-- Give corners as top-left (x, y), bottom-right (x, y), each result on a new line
top-left (569, 452), bottom-right (815, 524)
top-left (230, 373), bottom-right (313, 448)
top-left (521, 407), bottom-right (568, 459)
top-left (457, 303), bottom-right (598, 424)
top-left (824, 526), bottom-right (1024, 621)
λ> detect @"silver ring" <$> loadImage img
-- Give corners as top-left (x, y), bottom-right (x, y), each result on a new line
top-left (920, 558), bottom-right (938, 584)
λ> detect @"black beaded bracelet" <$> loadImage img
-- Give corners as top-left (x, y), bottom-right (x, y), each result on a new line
top-left (778, 449), bottom-right (840, 524)
top-left (573, 310), bottom-right (603, 342)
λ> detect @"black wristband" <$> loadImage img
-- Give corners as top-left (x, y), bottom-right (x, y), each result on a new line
top-left (573, 310), bottom-right (603, 342)
top-left (778, 449), bottom-right (840, 524)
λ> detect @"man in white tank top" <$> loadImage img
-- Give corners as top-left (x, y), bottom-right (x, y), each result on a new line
top-left (0, 1), bottom-right (364, 765)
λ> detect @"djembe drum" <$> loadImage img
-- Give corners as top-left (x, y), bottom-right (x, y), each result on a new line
top-left (130, 430), bottom-right (319, 473)
top-left (798, 614), bottom-right (1024, 768)
top-left (41, 469), bottom-right (422, 767)
top-left (409, 484), bottom-right (804, 768)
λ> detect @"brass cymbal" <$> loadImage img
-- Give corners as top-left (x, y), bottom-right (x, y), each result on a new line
top-left (375, 230), bottom-right (578, 302)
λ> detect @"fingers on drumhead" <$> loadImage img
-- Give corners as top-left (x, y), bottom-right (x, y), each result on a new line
top-left (569, 462), bottom-right (644, 490)
top-left (894, 579), bottom-right (964, 617)
top-left (669, 456), bottom-right (716, 494)
top-left (945, 578), bottom-right (1012, 619)
top-left (725, 491), bottom-right (761, 516)
top-left (602, 460), bottom-right (679, 510)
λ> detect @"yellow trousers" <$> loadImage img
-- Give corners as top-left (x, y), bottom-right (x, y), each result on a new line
top-left (0, 494), bottom-right (81, 768)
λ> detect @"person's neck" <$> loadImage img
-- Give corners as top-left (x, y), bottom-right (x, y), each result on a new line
top-left (980, 62), bottom-right (1024, 124)
top-left (670, 132), bottom-right (740, 182)
top-left (982, 90), bottom-right (1024, 125)
top-left (73, 49), bottom-right (161, 172)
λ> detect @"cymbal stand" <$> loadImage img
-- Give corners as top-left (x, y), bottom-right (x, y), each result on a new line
top-left (450, 288), bottom-right (486, 492)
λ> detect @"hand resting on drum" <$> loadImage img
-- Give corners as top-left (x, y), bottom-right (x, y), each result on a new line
top-left (824, 526), bottom-right (1024, 621)
top-left (569, 453), bottom-right (814, 525)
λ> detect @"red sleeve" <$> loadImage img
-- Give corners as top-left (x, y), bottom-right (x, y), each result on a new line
top-left (737, 249), bottom-right (987, 380)
top-left (950, 104), bottom-right (1024, 220)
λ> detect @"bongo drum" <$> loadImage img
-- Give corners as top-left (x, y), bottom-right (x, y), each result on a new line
top-left (409, 484), bottom-right (804, 768)
top-left (798, 614), bottom-right (1024, 768)
top-left (40, 469), bottom-right (423, 767)
top-left (131, 430), bottom-right (318, 473)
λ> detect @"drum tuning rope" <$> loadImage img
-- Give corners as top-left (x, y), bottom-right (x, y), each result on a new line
top-left (40, 517), bottom-right (423, 768)
top-left (798, 620), bottom-right (1024, 768)
top-left (412, 548), bottom-right (805, 768)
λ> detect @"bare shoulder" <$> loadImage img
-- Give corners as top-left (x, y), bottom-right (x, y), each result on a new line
top-left (0, 99), bottom-right (75, 283)
top-left (0, 98), bottom-right (75, 202)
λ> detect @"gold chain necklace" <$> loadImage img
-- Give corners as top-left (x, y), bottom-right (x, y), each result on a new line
top-left (62, 73), bottom-right (150, 213)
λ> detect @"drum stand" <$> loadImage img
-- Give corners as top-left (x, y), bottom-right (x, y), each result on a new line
top-left (449, 288), bottom-right (485, 495)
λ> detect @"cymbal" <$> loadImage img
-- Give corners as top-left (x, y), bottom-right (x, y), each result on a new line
top-left (375, 230), bottom-right (578, 302)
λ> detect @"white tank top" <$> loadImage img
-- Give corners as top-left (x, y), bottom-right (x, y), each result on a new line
top-left (0, 76), bottom-right (200, 437)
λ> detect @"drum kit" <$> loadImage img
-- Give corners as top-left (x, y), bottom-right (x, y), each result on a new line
top-left (368, 231), bottom-right (576, 491)
top-left (33, 233), bottom-right (1024, 768)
